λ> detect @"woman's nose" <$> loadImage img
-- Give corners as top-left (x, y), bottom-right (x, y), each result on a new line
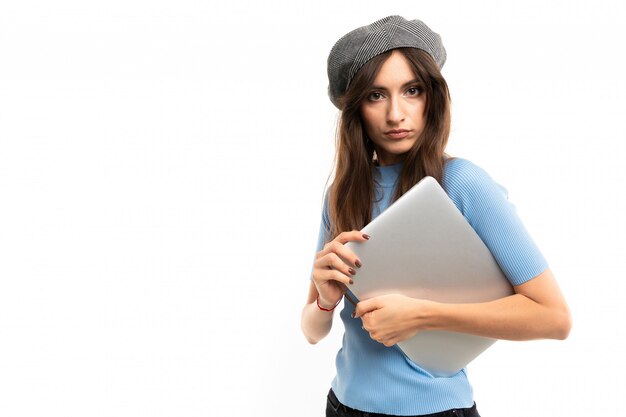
top-left (387, 96), bottom-right (405, 124)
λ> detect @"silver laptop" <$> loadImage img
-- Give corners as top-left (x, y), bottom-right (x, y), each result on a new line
top-left (345, 176), bottom-right (514, 377)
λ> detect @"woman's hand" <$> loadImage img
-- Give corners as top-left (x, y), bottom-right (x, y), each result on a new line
top-left (354, 294), bottom-right (438, 347)
top-left (311, 230), bottom-right (369, 309)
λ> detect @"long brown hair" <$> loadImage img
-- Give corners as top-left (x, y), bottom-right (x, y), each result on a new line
top-left (326, 47), bottom-right (451, 242)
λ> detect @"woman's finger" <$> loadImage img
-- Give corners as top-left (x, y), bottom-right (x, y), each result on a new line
top-left (334, 230), bottom-right (370, 245)
top-left (315, 261), bottom-right (354, 287)
top-left (319, 238), bottom-right (365, 269)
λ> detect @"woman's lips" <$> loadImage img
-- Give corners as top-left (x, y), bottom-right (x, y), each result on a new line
top-left (385, 130), bottom-right (411, 139)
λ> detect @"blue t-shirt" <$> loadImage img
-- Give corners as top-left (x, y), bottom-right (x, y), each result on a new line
top-left (312, 157), bottom-right (548, 415)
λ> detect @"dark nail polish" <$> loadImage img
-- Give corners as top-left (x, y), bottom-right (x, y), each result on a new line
top-left (348, 267), bottom-right (356, 275)
top-left (363, 233), bottom-right (370, 240)
top-left (355, 259), bottom-right (362, 268)
top-left (349, 279), bottom-right (354, 285)
top-left (351, 311), bottom-right (356, 318)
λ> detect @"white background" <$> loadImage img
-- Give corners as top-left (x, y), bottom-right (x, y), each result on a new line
top-left (1, 1), bottom-right (624, 416)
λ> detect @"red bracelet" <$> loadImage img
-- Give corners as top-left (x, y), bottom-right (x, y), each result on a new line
top-left (316, 296), bottom-right (341, 312)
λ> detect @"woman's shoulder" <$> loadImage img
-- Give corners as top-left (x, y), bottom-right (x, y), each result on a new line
top-left (443, 156), bottom-right (491, 186)
top-left (442, 156), bottom-right (509, 200)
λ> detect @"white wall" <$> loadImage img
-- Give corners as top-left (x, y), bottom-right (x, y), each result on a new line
top-left (1, 1), bottom-right (624, 416)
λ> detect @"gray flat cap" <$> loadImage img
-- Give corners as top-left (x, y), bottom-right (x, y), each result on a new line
top-left (327, 15), bottom-right (446, 109)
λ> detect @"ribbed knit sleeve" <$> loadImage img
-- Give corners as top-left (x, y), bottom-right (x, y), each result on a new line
top-left (310, 190), bottom-right (331, 280)
top-left (316, 190), bottom-right (331, 252)
top-left (442, 158), bottom-right (548, 286)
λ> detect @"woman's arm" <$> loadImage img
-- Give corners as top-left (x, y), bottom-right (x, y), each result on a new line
top-left (301, 281), bottom-right (336, 344)
top-left (354, 267), bottom-right (572, 347)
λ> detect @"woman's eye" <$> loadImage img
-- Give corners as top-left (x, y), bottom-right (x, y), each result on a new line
top-left (407, 86), bottom-right (421, 96)
top-left (368, 92), bottom-right (384, 101)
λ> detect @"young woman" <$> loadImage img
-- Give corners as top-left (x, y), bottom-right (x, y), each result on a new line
top-left (301, 16), bottom-right (571, 417)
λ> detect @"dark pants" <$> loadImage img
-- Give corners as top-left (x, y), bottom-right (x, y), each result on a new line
top-left (326, 389), bottom-right (481, 417)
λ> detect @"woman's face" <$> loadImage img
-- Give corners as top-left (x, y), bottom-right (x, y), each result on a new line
top-left (360, 50), bottom-right (426, 166)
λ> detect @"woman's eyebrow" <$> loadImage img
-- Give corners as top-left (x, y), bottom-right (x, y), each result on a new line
top-left (370, 79), bottom-right (421, 91)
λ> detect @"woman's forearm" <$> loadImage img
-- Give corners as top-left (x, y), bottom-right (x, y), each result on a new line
top-left (301, 300), bottom-right (336, 344)
top-left (427, 293), bottom-right (572, 341)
